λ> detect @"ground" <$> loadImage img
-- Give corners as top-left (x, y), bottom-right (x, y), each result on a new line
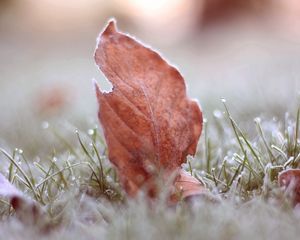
top-left (0, 97), bottom-right (299, 239)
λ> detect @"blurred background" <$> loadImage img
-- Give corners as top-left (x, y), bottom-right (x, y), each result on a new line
top-left (0, 0), bottom-right (299, 156)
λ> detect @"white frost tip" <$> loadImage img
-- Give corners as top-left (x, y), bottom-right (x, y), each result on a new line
top-left (254, 117), bottom-right (261, 124)
top-left (221, 98), bottom-right (226, 103)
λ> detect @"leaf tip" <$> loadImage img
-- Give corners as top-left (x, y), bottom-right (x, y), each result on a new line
top-left (102, 18), bottom-right (117, 37)
top-left (92, 79), bottom-right (102, 100)
top-left (94, 19), bottom-right (118, 64)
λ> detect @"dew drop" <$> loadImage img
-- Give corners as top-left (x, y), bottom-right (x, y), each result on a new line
top-left (41, 121), bottom-right (49, 129)
top-left (88, 129), bottom-right (94, 135)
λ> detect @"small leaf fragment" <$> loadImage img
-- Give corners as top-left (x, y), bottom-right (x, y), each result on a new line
top-left (171, 170), bottom-right (207, 201)
top-left (0, 173), bottom-right (49, 231)
top-left (278, 169), bottom-right (300, 205)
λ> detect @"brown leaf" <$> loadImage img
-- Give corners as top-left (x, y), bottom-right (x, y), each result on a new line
top-left (0, 172), bottom-right (51, 231)
top-left (279, 169), bottom-right (300, 206)
top-left (94, 20), bottom-right (203, 199)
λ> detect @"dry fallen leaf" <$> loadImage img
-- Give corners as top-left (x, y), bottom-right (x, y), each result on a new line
top-left (278, 169), bottom-right (300, 206)
top-left (94, 20), bottom-right (205, 201)
top-left (0, 172), bottom-right (49, 229)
